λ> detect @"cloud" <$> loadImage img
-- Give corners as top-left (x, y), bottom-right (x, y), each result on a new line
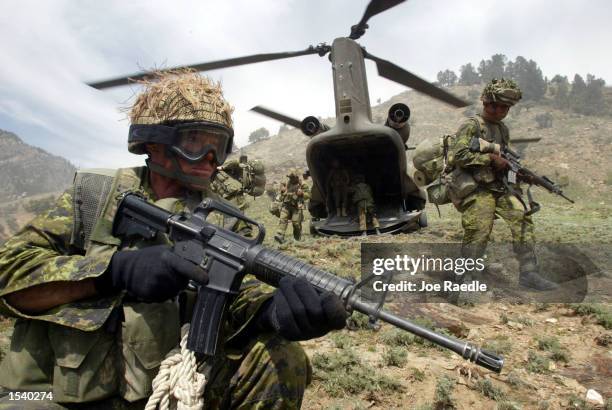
top-left (0, 0), bottom-right (610, 168)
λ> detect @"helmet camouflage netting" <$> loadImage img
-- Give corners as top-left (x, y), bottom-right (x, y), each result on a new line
top-left (128, 69), bottom-right (234, 154)
top-left (480, 78), bottom-right (522, 106)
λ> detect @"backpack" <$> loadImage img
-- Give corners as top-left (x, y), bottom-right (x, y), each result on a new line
top-left (412, 118), bottom-right (482, 206)
top-left (246, 160), bottom-right (266, 197)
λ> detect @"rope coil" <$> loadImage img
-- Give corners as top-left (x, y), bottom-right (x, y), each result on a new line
top-left (146, 324), bottom-right (207, 410)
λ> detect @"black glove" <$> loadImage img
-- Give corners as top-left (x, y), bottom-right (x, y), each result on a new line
top-left (258, 277), bottom-right (348, 341)
top-left (94, 245), bottom-right (207, 302)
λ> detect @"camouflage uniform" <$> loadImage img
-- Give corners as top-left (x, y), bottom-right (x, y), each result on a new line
top-left (0, 167), bottom-right (311, 409)
top-left (211, 169), bottom-right (248, 211)
top-left (274, 170), bottom-right (310, 243)
top-left (351, 178), bottom-right (380, 234)
top-left (326, 162), bottom-right (350, 217)
top-left (448, 79), bottom-right (556, 290)
top-left (449, 113), bottom-right (534, 258)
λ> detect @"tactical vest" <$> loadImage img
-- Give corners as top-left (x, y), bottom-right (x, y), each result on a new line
top-left (0, 167), bottom-right (182, 403)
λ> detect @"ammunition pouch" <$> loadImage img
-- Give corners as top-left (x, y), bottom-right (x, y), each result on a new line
top-left (48, 324), bottom-right (117, 403)
top-left (426, 180), bottom-right (451, 205)
top-left (447, 168), bottom-right (478, 200)
top-left (119, 302), bottom-right (180, 402)
top-left (472, 166), bottom-right (496, 184)
top-left (428, 167), bottom-right (478, 206)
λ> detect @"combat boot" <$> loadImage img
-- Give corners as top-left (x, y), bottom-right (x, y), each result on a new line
top-left (293, 230), bottom-right (302, 241)
top-left (274, 233), bottom-right (285, 244)
top-left (517, 252), bottom-right (559, 291)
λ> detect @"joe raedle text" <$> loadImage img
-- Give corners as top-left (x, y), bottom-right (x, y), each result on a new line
top-left (369, 254), bottom-right (488, 294)
top-left (372, 280), bottom-right (488, 293)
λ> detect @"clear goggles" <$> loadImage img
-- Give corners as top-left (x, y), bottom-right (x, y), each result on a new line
top-left (171, 125), bottom-right (231, 165)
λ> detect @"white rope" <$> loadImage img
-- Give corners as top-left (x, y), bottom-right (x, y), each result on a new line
top-left (145, 324), bottom-right (207, 410)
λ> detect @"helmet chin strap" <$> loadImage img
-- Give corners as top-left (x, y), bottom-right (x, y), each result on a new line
top-left (146, 151), bottom-right (211, 190)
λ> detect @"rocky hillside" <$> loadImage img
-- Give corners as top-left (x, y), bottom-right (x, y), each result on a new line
top-left (0, 129), bottom-right (75, 203)
top-left (240, 84), bottom-right (612, 200)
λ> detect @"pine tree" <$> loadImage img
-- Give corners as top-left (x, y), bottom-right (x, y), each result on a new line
top-left (478, 54), bottom-right (507, 83)
top-left (569, 74), bottom-right (588, 114)
top-left (436, 69), bottom-right (458, 87)
top-left (459, 63), bottom-right (480, 85)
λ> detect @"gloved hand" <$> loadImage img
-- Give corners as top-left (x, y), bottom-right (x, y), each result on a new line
top-left (257, 277), bottom-right (348, 341)
top-left (94, 245), bottom-right (207, 302)
top-left (489, 153), bottom-right (510, 171)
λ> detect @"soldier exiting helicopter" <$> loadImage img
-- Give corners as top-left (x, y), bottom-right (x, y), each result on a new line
top-left (274, 168), bottom-right (310, 243)
top-left (326, 159), bottom-right (351, 217)
top-left (350, 174), bottom-right (381, 236)
top-left (447, 78), bottom-right (558, 291)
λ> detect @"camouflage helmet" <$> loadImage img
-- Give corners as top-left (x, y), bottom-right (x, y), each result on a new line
top-left (480, 78), bottom-right (522, 106)
top-left (127, 69), bottom-right (234, 160)
top-left (287, 168), bottom-right (300, 178)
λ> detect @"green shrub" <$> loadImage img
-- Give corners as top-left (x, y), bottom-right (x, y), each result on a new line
top-left (475, 379), bottom-right (506, 401)
top-left (311, 350), bottom-right (403, 397)
top-left (382, 347), bottom-right (408, 367)
top-left (433, 376), bottom-right (456, 409)
top-left (526, 351), bottom-right (550, 374)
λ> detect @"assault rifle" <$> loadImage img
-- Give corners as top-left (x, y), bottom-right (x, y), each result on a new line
top-left (469, 137), bottom-right (574, 214)
top-left (113, 192), bottom-right (503, 373)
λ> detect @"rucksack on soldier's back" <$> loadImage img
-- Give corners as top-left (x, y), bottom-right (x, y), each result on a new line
top-left (412, 117), bottom-right (481, 206)
top-left (246, 160), bottom-right (266, 197)
top-left (412, 134), bottom-right (454, 205)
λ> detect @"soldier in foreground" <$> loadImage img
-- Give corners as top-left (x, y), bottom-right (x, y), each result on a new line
top-left (351, 174), bottom-right (381, 236)
top-left (274, 169), bottom-right (310, 243)
top-left (0, 72), bottom-right (346, 409)
top-left (447, 78), bottom-right (558, 291)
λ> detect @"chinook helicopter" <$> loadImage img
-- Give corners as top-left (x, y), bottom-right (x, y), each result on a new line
top-left (88, 0), bottom-right (469, 236)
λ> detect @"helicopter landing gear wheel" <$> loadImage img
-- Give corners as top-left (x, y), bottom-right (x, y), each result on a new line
top-left (418, 211), bottom-right (428, 228)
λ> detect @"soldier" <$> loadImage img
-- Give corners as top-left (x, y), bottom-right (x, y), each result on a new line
top-left (213, 153), bottom-right (266, 211)
top-left (0, 71), bottom-right (347, 409)
top-left (274, 168), bottom-right (310, 243)
top-left (447, 78), bottom-right (557, 291)
top-left (326, 159), bottom-right (350, 217)
top-left (210, 167), bottom-right (247, 211)
top-left (351, 174), bottom-right (381, 236)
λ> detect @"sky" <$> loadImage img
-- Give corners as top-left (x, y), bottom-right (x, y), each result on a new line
top-left (0, 0), bottom-right (610, 169)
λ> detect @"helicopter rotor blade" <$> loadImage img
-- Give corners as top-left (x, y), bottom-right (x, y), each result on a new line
top-left (511, 137), bottom-right (541, 144)
top-left (350, 0), bottom-right (406, 39)
top-left (365, 52), bottom-right (470, 108)
top-left (87, 46), bottom-right (328, 89)
top-left (250, 106), bottom-right (303, 128)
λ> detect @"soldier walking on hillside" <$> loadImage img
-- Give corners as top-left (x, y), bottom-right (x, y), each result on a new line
top-left (448, 78), bottom-right (558, 291)
top-left (274, 168), bottom-right (310, 243)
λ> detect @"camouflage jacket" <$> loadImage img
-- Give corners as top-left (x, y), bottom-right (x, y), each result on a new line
top-left (448, 114), bottom-right (510, 192)
top-left (280, 179), bottom-right (310, 209)
top-left (0, 166), bottom-right (273, 401)
top-left (351, 182), bottom-right (375, 208)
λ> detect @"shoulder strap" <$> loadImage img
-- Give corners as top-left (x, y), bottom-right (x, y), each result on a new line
top-left (469, 116), bottom-right (483, 139)
top-left (70, 168), bottom-right (118, 250)
top-left (71, 167), bottom-right (145, 251)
